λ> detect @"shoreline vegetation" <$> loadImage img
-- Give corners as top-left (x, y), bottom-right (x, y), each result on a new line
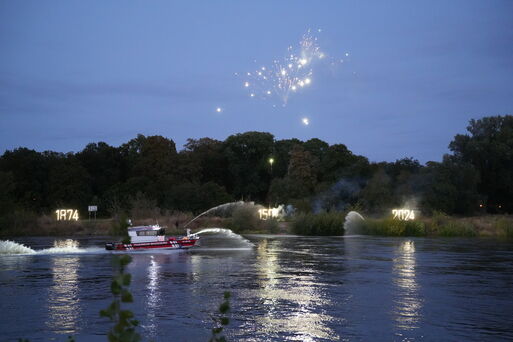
top-left (1, 210), bottom-right (512, 239)
top-left (358, 214), bottom-right (513, 238)
top-left (1, 116), bottom-right (513, 239)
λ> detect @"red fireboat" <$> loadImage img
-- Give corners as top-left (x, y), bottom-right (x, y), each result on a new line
top-left (105, 224), bottom-right (199, 251)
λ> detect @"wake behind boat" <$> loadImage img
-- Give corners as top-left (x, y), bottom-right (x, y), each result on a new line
top-left (105, 224), bottom-right (199, 251)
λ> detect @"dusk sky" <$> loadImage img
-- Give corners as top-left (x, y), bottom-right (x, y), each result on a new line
top-left (1, 1), bottom-right (512, 163)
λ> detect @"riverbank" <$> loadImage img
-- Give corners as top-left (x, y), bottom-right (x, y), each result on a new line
top-left (2, 211), bottom-right (512, 238)
top-left (359, 214), bottom-right (513, 238)
top-left (0, 213), bottom-right (230, 237)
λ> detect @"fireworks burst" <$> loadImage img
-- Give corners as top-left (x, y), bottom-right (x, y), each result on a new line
top-left (241, 29), bottom-right (342, 106)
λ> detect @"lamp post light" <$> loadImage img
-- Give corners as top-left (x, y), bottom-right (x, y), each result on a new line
top-left (269, 157), bottom-right (274, 174)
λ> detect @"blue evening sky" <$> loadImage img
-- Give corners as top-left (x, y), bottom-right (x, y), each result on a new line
top-left (1, 1), bottom-right (512, 162)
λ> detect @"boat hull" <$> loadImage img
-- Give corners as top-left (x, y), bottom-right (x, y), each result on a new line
top-left (105, 238), bottom-right (199, 251)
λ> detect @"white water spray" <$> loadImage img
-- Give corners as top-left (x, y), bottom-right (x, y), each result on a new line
top-left (194, 228), bottom-right (254, 247)
top-left (184, 201), bottom-right (245, 228)
top-left (344, 211), bottom-right (365, 235)
top-left (0, 239), bottom-right (105, 255)
top-left (0, 240), bottom-right (36, 255)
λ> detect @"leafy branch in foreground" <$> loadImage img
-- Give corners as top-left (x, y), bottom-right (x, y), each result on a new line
top-left (210, 291), bottom-right (231, 342)
top-left (100, 255), bottom-right (141, 342)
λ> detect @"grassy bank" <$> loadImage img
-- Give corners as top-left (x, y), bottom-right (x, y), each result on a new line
top-left (2, 209), bottom-right (512, 238)
top-left (291, 212), bottom-right (346, 236)
top-left (223, 205), bottom-right (290, 234)
top-left (360, 213), bottom-right (513, 238)
top-left (288, 211), bottom-right (513, 238)
top-left (0, 214), bottom-right (114, 237)
top-left (0, 212), bottom-right (230, 237)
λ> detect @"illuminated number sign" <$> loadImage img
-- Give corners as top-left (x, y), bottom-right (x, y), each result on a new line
top-left (392, 209), bottom-right (415, 221)
top-left (258, 206), bottom-right (284, 221)
top-left (55, 209), bottom-right (79, 221)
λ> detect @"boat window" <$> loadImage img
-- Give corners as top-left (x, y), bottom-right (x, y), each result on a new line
top-left (158, 228), bottom-right (166, 235)
top-left (136, 230), bottom-right (158, 236)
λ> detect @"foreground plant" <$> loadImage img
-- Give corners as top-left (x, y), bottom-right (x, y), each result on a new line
top-left (210, 291), bottom-right (231, 342)
top-left (100, 255), bottom-right (141, 342)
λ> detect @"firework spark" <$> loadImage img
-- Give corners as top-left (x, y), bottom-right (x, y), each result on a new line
top-left (241, 29), bottom-right (342, 106)
top-left (302, 117), bottom-right (310, 125)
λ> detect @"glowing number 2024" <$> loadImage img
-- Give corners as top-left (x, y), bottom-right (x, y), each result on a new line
top-left (392, 209), bottom-right (415, 221)
top-left (55, 209), bottom-right (79, 221)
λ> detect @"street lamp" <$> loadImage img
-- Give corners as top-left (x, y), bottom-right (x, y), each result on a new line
top-left (268, 157), bottom-right (274, 173)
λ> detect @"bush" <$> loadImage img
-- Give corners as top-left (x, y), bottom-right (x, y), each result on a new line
top-left (0, 209), bottom-right (38, 236)
top-left (100, 255), bottom-right (141, 342)
top-left (260, 218), bottom-right (280, 234)
top-left (361, 218), bottom-right (425, 237)
top-left (292, 212), bottom-right (345, 236)
top-left (426, 212), bottom-right (477, 237)
top-left (290, 198), bottom-right (312, 213)
top-left (495, 217), bottom-right (513, 238)
top-left (437, 221), bottom-right (476, 237)
top-left (226, 205), bottom-right (259, 233)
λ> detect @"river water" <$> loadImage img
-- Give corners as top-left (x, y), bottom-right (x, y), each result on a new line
top-left (1, 234), bottom-right (513, 341)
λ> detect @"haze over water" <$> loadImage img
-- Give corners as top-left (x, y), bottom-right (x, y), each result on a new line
top-left (1, 234), bottom-right (513, 341)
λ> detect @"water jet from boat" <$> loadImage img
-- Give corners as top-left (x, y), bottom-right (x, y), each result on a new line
top-left (183, 201), bottom-right (246, 228)
top-left (194, 227), bottom-right (254, 247)
top-left (344, 211), bottom-right (365, 235)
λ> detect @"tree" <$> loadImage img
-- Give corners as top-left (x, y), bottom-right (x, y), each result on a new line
top-left (182, 138), bottom-right (227, 185)
top-left (449, 115), bottom-right (513, 212)
top-left (0, 171), bottom-right (15, 216)
top-left (121, 135), bottom-right (178, 206)
top-left (421, 156), bottom-right (480, 215)
top-left (47, 154), bottom-right (92, 210)
top-left (76, 142), bottom-right (123, 199)
top-left (303, 139), bottom-right (329, 163)
top-left (268, 177), bottom-right (295, 205)
top-left (0, 148), bottom-right (59, 212)
top-left (320, 144), bottom-right (361, 182)
top-left (164, 182), bottom-right (233, 213)
top-left (386, 158), bottom-right (422, 202)
top-left (287, 145), bottom-right (318, 197)
top-left (360, 168), bottom-right (394, 213)
top-left (273, 138), bottom-right (302, 178)
top-left (223, 132), bottom-right (274, 201)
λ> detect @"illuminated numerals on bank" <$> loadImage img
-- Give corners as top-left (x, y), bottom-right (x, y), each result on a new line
top-left (55, 209), bottom-right (79, 221)
top-left (392, 209), bottom-right (415, 221)
top-left (258, 207), bottom-right (283, 220)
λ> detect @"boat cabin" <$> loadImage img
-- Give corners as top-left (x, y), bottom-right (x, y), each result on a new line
top-left (128, 225), bottom-right (166, 243)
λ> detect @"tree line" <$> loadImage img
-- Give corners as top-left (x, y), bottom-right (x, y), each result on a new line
top-left (0, 115), bottom-right (511, 226)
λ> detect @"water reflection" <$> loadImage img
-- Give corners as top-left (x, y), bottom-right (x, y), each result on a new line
top-left (248, 239), bottom-right (337, 341)
top-left (392, 240), bottom-right (422, 331)
top-left (46, 254), bottom-right (80, 334)
top-left (149, 256), bottom-right (164, 331)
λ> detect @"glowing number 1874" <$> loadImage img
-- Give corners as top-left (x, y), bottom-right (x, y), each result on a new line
top-left (55, 209), bottom-right (79, 221)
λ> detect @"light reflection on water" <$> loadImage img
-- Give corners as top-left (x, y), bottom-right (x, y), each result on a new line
top-left (249, 238), bottom-right (338, 341)
top-left (144, 255), bottom-right (161, 337)
top-left (2, 235), bottom-right (513, 341)
top-left (392, 240), bottom-right (422, 332)
top-left (46, 255), bottom-right (80, 334)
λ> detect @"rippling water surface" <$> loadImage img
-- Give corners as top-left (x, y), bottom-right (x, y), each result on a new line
top-left (1, 235), bottom-right (513, 341)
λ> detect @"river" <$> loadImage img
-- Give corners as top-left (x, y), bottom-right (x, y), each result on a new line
top-left (1, 234), bottom-right (512, 341)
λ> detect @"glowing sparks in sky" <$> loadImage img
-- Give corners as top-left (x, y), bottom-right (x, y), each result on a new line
top-left (240, 29), bottom-right (344, 106)
top-left (302, 117), bottom-right (310, 125)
